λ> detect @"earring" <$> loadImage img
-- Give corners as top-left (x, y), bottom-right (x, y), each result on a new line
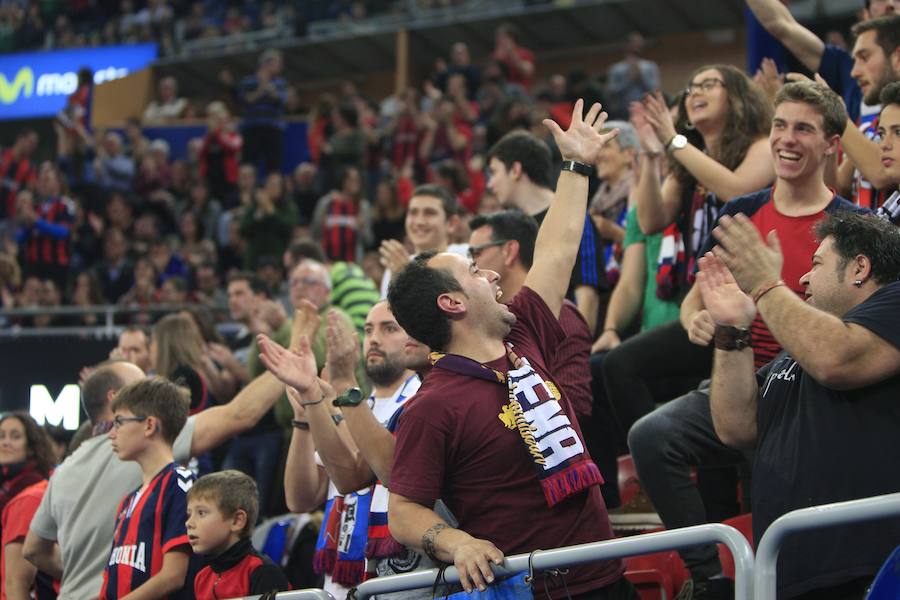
top-left (684, 120), bottom-right (695, 131)
top-left (854, 279), bottom-right (863, 287)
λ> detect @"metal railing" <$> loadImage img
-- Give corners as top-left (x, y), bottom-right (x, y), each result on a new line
top-left (343, 524), bottom-right (754, 600)
top-left (754, 491), bottom-right (900, 600)
top-left (0, 303), bottom-right (226, 338)
top-left (239, 589), bottom-right (336, 600)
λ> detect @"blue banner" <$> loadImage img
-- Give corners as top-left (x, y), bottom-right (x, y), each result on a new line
top-left (0, 43), bottom-right (158, 121)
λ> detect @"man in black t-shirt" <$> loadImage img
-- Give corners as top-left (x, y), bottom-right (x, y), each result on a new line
top-left (701, 211), bottom-right (900, 598)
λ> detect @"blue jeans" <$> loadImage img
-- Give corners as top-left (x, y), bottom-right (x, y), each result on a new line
top-left (222, 430), bottom-right (284, 519)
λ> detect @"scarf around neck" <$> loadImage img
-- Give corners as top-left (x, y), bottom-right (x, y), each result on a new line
top-left (430, 345), bottom-right (603, 507)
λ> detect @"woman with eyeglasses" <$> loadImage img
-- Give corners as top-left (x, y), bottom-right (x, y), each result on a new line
top-left (0, 412), bottom-right (56, 600)
top-left (632, 64), bottom-right (774, 250)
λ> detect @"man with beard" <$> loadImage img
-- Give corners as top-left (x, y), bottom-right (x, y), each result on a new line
top-left (703, 211), bottom-right (900, 597)
top-left (270, 301), bottom-right (441, 600)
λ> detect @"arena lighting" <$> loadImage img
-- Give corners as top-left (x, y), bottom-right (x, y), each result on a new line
top-left (29, 384), bottom-right (80, 430)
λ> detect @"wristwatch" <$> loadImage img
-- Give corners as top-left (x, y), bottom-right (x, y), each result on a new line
top-left (713, 325), bottom-right (752, 351)
top-left (332, 387), bottom-right (364, 407)
top-left (560, 160), bottom-right (596, 177)
top-left (666, 134), bottom-right (688, 154)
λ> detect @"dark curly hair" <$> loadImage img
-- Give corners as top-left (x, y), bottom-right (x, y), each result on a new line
top-left (0, 412), bottom-right (56, 476)
top-left (814, 211), bottom-right (900, 285)
top-left (387, 251), bottom-right (465, 351)
top-left (671, 64), bottom-right (772, 190)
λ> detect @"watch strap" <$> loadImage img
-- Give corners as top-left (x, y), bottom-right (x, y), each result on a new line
top-left (560, 160), bottom-right (595, 177)
top-left (332, 387), bottom-right (364, 407)
top-left (713, 325), bottom-right (752, 351)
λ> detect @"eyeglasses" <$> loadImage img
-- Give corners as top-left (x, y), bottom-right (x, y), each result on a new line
top-left (468, 240), bottom-right (508, 261)
top-left (113, 415), bottom-right (147, 429)
top-left (289, 277), bottom-right (325, 288)
top-left (685, 78), bottom-right (725, 97)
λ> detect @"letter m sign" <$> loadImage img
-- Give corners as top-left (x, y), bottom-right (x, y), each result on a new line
top-left (29, 384), bottom-right (80, 430)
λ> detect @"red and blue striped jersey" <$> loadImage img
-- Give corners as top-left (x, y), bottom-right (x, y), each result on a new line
top-left (99, 463), bottom-right (196, 600)
top-left (18, 195), bottom-right (75, 269)
top-left (0, 148), bottom-right (36, 220)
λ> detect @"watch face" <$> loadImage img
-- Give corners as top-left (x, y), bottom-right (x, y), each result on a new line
top-left (347, 387), bottom-right (363, 404)
top-left (672, 134), bottom-right (687, 150)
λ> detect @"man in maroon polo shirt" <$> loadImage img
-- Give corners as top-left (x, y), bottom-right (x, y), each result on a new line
top-left (387, 101), bottom-right (636, 600)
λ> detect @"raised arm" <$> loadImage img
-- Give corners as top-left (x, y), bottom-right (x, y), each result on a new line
top-left (190, 301), bottom-right (321, 456)
top-left (283, 386), bottom-right (330, 513)
top-left (697, 253), bottom-right (760, 449)
top-left (713, 214), bottom-right (900, 388)
top-left (258, 325), bottom-right (374, 494)
top-left (525, 99), bottom-right (620, 317)
top-left (642, 92), bottom-right (775, 202)
top-left (388, 493), bottom-right (504, 594)
top-left (746, 0), bottom-right (825, 72)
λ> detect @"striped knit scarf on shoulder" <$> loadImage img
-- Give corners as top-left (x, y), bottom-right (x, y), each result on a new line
top-left (430, 344), bottom-right (602, 507)
top-left (313, 486), bottom-right (373, 586)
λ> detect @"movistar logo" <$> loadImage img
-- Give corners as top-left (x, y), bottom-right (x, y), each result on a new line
top-left (0, 64), bottom-right (130, 106)
top-left (0, 67), bottom-right (34, 104)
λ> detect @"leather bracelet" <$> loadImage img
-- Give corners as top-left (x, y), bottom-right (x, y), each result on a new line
top-left (713, 325), bottom-right (752, 351)
top-left (299, 390), bottom-right (326, 407)
top-left (752, 279), bottom-right (785, 304)
top-left (560, 160), bottom-right (595, 177)
top-left (291, 420), bottom-right (310, 431)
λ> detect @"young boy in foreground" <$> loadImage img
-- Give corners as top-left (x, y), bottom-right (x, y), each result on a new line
top-left (101, 377), bottom-right (196, 599)
top-left (187, 470), bottom-right (290, 599)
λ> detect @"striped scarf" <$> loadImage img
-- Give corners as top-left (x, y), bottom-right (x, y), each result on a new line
top-left (431, 345), bottom-right (602, 507)
top-left (313, 486), bottom-right (373, 586)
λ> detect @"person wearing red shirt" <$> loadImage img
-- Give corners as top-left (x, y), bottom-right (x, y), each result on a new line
top-left (199, 101), bottom-right (243, 208)
top-left (492, 23), bottom-right (535, 91)
top-left (187, 471), bottom-right (289, 599)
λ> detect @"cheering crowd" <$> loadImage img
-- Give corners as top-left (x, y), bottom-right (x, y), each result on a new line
top-left (2, 1), bottom-right (900, 599)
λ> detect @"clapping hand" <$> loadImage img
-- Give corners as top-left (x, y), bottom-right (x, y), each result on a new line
top-left (379, 239), bottom-right (411, 273)
top-left (290, 299), bottom-right (322, 353)
top-left (711, 214), bottom-right (784, 297)
top-left (542, 99), bottom-right (619, 166)
top-left (258, 333), bottom-right (318, 394)
top-left (696, 253), bottom-right (757, 329)
top-left (641, 91), bottom-right (677, 146)
top-left (324, 310), bottom-right (359, 389)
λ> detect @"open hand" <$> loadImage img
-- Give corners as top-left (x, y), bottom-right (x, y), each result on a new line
top-left (697, 253), bottom-right (757, 328)
top-left (379, 239), bottom-right (411, 273)
top-left (290, 299), bottom-right (322, 353)
top-left (324, 310), bottom-right (359, 388)
top-left (711, 214), bottom-right (783, 296)
top-left (258, 333), bottom-right (318, 394)
top-left (629, 101), bottom-right (663, 156)
top-left (642, 91), bottom-right (677, 146)
top-left (542, 99), bottom-right (619, 166)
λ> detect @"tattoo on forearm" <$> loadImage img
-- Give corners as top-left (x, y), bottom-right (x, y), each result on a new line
top-left (422, 523), bottom-right (447, 562)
